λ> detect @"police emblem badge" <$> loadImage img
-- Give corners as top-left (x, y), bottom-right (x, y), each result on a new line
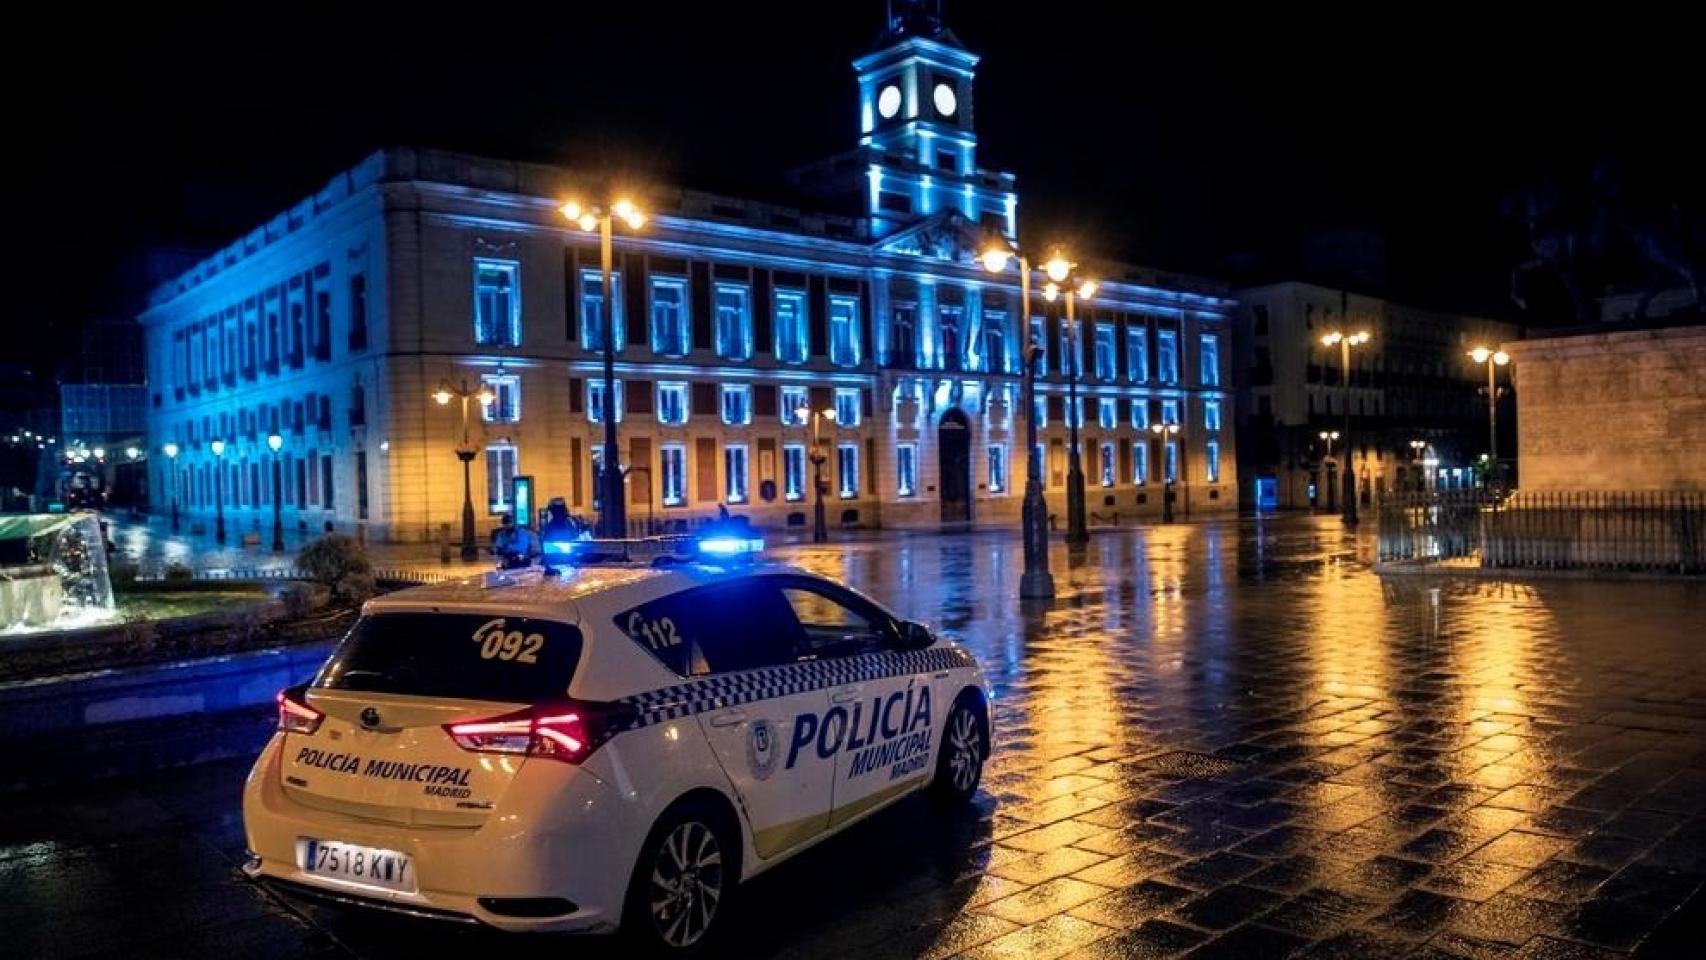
top-left (746, 718), bottom-right (779, 781)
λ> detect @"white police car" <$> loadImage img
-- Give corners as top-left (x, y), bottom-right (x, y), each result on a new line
top-left (242, 534), bottom-right (989, 955)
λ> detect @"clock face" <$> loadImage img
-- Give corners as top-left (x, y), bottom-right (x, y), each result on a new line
top-left (933, 82), bottom-right (958, 117)
top-left (877, 84), bottom-right (902, 119)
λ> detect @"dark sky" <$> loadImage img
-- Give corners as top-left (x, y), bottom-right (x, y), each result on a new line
top-left (5, 2), bottom-right (1698, 379)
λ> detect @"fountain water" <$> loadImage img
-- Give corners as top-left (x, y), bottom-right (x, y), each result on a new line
top-left (0, 512), bottom-right (116, 633)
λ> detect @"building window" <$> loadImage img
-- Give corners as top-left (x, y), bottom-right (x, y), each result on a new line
top-left (656, 382), bottom-right (688, 426)
top-left (774, 289), bottom-right (808, 363)
top-left (1100, 442), bottom-right (1116, 487)
top-left (1094, 325), bottom-right (1117, 380)
top-left (724, 444), bottom-right (749, 504)
top-left (1206, 439), bottom-right (1221, 483)
top-left (1157, 329), bottom-right (1179, 383)
top-left (1133, 441), bottom-right (1148, 486)
top-left (661, 444), bottom-right (686, 507)
top-left (833, 388), bottom-right (861, 426)
top-left (1161, 399), bottom-right (1180, 426)
top-left (837, 443), bottom-right (859, 498)
top-left (650, 277), bottom-right (690, 356)
top-left (891, 303), bottom-right (917, 366)
top-left (587, 379), bottom-right (625, 424)
top-left (473, 259), bottom-right (520, 346)
top-left (1066, 397), bottom-right (1083, 429)
top-left (939, 304), bottom-right (963, 371)
top-left (348, 275), bottom-right (368, 352)
top-left (983, 311), bottom-right (1007, 373)
top-left (988, 444), bottom-right (1007, 493)
top-left (1058, 324), bottom-right (1078, 377)
top-left (1165, 440), bottom-right (1179, 483)
top-left (897, 443), bottom-right (917, 497)
top-left (1204, 398), bottom-right (1222, 432)
top-left (579, 269), bottom-right (624, 352)
top-left (780, 385), bottom-right (809, 425)
top-left (720, 384), bottom-right (752, 426)
top-left (1126, 327), bottom-right (1148, 382)
top-left (1199, 333), bottom-right (1221, 386)
top-left (1030, 317), bottom-right (1047, 374)
top-left (486, 443), bottom-right (518, 513)
top-left (1097, 397), bottom-right (1117, 430)
top-left (715, 283), bottom-right (752, 360)
top-left (783, 444), bottom-right (806, 502)
top-left (590, 446), bottom-right (605, 511)
top-left (1033, 394), bottom-right (1047, 428)
top-left (829, 295), bottom-right (860, 367)
top-left (481, 373), bottom-right (521, 423)
top-left (1132, 398), bottom-right (1150, 431)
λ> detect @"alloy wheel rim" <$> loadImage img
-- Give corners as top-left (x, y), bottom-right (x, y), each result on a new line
top-left (947, 709), bottom-right (981, 792)
top-left (649, 820), bottom-right (724, 948)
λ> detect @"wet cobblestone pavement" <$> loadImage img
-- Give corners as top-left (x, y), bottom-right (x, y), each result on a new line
top-left (5, 517), bottom-right (1705, 958)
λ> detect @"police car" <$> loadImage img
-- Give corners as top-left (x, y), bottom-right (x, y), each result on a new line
top-left (241, 532), bottom-right (990, 955)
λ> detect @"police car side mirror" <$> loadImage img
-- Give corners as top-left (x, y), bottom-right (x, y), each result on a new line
top-left (897, 620), bottom-right (935, 651)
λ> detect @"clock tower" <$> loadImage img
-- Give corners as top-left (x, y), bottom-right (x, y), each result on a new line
top-left (853, 1), bottom-right (1017, 240)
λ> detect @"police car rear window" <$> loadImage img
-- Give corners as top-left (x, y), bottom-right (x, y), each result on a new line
top-left (314, 613), bottom-right (582, 703)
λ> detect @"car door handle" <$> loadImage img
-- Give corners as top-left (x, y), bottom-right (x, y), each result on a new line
top-left (709, 709), bottom-right (748, 728)
top-left (830, 685), bottom-right (861, 704)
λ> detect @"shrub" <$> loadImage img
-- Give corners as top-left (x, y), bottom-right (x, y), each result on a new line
top-left (296, 534), bottom-right (375, 606)
top-left (279, 582), bottom-right (326, 619)
top-left (164, 561), bottom-right (195, 584)
top-left (108, 558), bottom-right (140, 589)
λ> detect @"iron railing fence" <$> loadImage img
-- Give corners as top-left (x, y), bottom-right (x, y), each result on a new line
top-left (1379, 489), bottom-right (1706, 574)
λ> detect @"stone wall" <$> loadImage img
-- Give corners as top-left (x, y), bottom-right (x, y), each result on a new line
top-left (1508, 324), bottom-right (1706, 492)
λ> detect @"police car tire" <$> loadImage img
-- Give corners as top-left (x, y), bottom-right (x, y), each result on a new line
top-left (931, 694), bottom-right (987, 805)
top-left (623, 797), bottom-right (741, 957)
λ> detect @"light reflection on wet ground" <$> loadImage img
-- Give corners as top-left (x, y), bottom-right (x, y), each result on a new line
top-left (3, 517), bottom-right (1703, 959)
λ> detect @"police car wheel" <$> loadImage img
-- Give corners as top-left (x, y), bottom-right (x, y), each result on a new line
top-left (932, 696), bottom-right (986, 804)
top-left (625, 800), bottom-right (738, 955)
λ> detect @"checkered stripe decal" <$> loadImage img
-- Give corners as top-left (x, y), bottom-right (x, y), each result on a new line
top-left (620, 646), bottom-right (976, 730)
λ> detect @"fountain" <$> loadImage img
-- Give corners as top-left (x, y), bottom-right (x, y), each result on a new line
top-left (0, 512), bottom-right (116, 633)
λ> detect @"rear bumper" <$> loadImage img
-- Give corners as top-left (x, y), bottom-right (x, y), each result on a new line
top-left (242, 735), bottom-right (643, 934)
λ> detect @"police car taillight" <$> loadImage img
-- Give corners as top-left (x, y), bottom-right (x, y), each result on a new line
top-left (276, 686), bottom-right (324, 735)
top-left (443, 700), bottom-right (631, 764)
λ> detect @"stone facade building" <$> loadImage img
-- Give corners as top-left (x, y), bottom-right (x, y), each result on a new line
top-left (1232, 281), bottom-right (1520, 510)
top-left (141, 9), bottom-right (1235, 543)
top-left (1507, 320), bottom-right (1706, 493)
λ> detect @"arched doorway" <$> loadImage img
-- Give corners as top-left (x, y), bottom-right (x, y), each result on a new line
top-left (939, 408), bottom-right (971, 524)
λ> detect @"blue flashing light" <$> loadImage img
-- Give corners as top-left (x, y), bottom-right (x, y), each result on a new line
top-left (542, 539), bottom-right (582, 557)
top-left (696, 535), bottom-right (765, 558)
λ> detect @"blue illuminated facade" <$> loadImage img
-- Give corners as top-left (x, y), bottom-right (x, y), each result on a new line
top-left (141, 6), bottom-right (1236, 541)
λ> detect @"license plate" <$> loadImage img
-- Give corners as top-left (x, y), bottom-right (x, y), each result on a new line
top-left (297, 838), bottom-right (415, 893)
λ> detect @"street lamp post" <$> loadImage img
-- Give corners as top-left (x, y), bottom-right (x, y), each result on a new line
top-left (799, 407), bottom-right (837, 543)
top-left (163, 442), bottom-right (180, 533)
top-left (979, 242), bottom-right (1054, 599)
top-left (1318, 430), bottom-right (1341, 508)
top-left (433, 378), bottom-right (496, 561)
top-left (267, 433), bottom-right (285, 552)
top-left (209, 439), bottom-right (227, 545)
top-left (1408, 439), bottom-right (1427, 492)
top-left (1468, 346), bottom-right (1510, 489)
top-left (1042, 255), bottom-right (1098, 547)
top-left (1320, 328), bottom-right (1371, 525)
top-left (562, 197), bottom-right (646, 538)
top-left (1151, 422), bottom-right (1181, 522)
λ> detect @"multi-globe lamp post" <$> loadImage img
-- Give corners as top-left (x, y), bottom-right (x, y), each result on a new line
top-left (560, 196), bottom-right (647, 537)
top-left (979, 240), bottom-right (1055, 599)
top-left (1409, 438), bottom-right (1428, 492)
top-left (163, 442), bottom-right (181, 533)
top-left (1042, 257), bottom-right (1098, 548)
top-left (1151, 421), bottom-right (1182, 522)
top-left (797, 406), bottom-right (838, 544)
top-left (209, 439), bottom-right (227, 546)
top-left (1468, 346), bottom-right (1510, 489)
top-left (267, 433), bottom-right (285, 553)
top-left (432, 378), bottom-right (495, 561)
top-left (1318, 430), bottom-right (1341, 509)
top-left (1319, 328), bottom-right (1371, 525)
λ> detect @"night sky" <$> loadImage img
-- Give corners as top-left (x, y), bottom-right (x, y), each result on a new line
top-left (6, 3), bottom-right (1697, 379)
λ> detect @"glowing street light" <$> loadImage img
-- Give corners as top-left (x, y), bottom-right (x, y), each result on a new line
top-left (796, 406), bottom-right (838, 543)
top-left (209, 439), bottom-right (227, 545)
top-left (433, 377), bottom-right (496, 561)
top-left (163, 442), bottom-right (181, 532)
top-left (1318, 324), bottom-right (1372, 524)
top-left (1151, 421), bottom-right (1183, 522)
top-left (1468, 345), bottom-right (1511, 489)
top-left (981, 236), bottom-right (1053, 599)
top-left (267, 433), bottom-right (286, 552)
top-left (562, 193), bottom-right (648, 537)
